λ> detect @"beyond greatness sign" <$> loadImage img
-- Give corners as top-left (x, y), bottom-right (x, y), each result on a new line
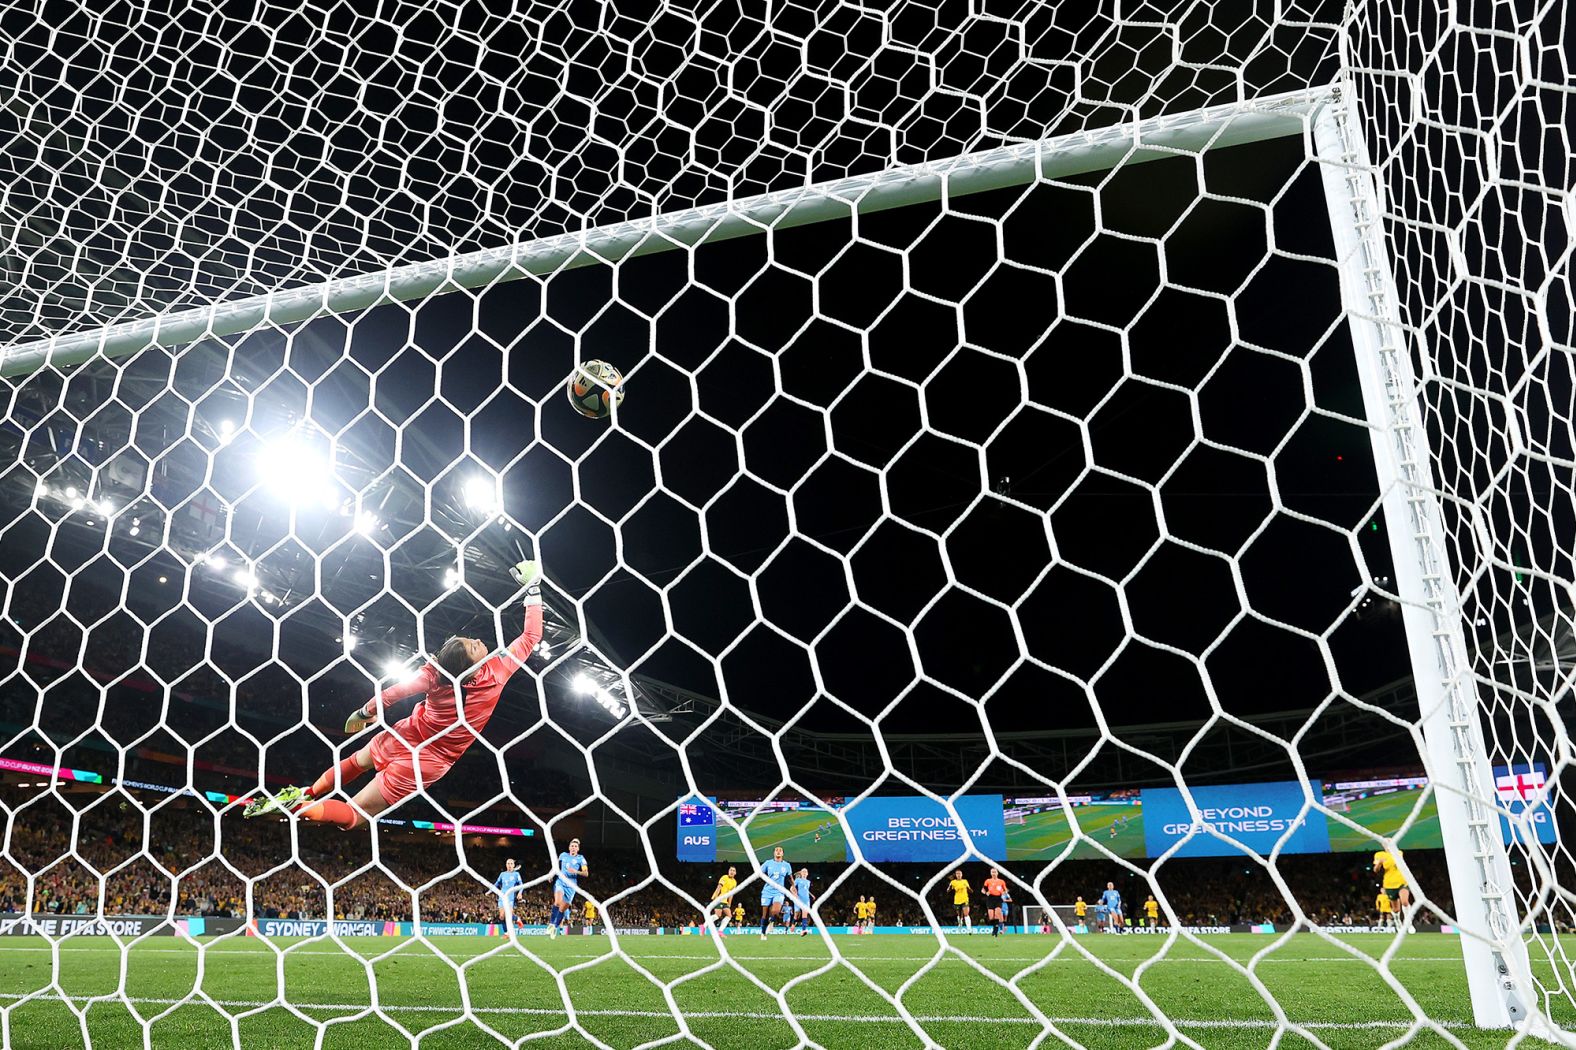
top-left (843, 795), bottom-right (1006, 862)
top-left (1143, 780), bottom-right (1331, 858)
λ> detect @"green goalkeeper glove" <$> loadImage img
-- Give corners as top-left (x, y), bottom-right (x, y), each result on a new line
top-left (510, 559), bottom-right (542, 604)
top-left (344, 701), bottom-right (373, 735)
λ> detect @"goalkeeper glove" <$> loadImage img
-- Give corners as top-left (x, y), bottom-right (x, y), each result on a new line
top-left (344, 701), bottom-right (373, 735)
top-left (510, 559), bottom-right (542, 605)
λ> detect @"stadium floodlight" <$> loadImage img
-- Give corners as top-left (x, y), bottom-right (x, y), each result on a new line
top-left (218, 419), bottom-right (235, 442)
top-left (344, 635), bottom-right (358, 652)
top-left (33, 481), bottom-right (47, 498)
top-left (64, 486), bottom-right (77, 499)
top-left (204, 553), bottom-right (226, 570)
top-left (233, 569), bottom-right (259, 590)
top-left (569, 672), bottom-right (628, 719)
top-left (256, 430), bottom-right (338, 509)
top-left (355, 510), bottom-right (378, 536)
top-left (462, 476), bottom-right (497, 513)
top-left (442, 567), bottom-right (460, 589)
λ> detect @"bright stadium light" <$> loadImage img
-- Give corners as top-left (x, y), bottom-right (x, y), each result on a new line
top-left (462, 475), bottom-right (497, 513)
top-left (356, 510), bottom-right (379, 536)
top-left (33, 481), bottom-right (47, 498)
top-left (234, 569), bottom-right (259, 590)
top-left (205, 552), bottom-right (227, 570)
top-left (257, 429), bottom-right (338, 509)
top-left (570, 673), bottom-right (627, 719)
top-left (218, 419), bottom-right (235, 443)
top-left (442, 567), bottom-right (460, 589)
top-left (344, 635), bottom-right (358, 652)
top-left (64, 486), bottom-right (77, 499)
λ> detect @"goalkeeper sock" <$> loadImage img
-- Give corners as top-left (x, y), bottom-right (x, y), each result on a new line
top-left (310, 754), bottom-right (365, 798)
top-left (298, 799), bottom-right (362, 830)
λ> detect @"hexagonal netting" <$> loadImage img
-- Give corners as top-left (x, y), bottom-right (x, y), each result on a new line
top-left (0, 2), bottom-right (1572, 1048)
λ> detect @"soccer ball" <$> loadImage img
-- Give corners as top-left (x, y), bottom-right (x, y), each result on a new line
top-left (567, 360), bottom-right (625, 420)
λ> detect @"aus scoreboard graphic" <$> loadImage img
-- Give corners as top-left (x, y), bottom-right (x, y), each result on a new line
top-left (1494, 763), bottom-right (1557, 846)
top-left (676, 796), bottom-right (719, 862)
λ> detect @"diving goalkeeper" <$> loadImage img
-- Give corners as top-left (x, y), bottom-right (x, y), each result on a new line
top-left (244, 560), bottom-right (544, 829)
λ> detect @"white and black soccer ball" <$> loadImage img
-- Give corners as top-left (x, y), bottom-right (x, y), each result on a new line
top-left (566, 360), bottom-right (625, 420)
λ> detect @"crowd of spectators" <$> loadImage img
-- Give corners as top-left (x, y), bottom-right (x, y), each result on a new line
top-left (1, 796), bottom-right (1470, 929)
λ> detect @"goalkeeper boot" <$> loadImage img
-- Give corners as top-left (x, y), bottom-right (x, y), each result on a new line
top-left (243, 785), bottom-right (308, 818)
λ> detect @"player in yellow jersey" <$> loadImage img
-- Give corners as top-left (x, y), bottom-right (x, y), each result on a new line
top-left (583, 899), bottom-right (597, 930)
top-left (1375, 889), bottom-right (1393, 930)
top-left (710, 865), bottom-right (738, 930)
top-left (1143, 895), bottom-right (1160, 927)
top-left (1073, 896), bottom-right (1087, 928)
top-left (732, 902), bottom-right (745, 926)
top-left (865, 897), bottom-right (876, 930)
top-left (948, 869), bottom-right (973, 932)
top-left (853, 896), bottom-right (866, 926)
top-left (1373, 848), bottom-right (1411, 929)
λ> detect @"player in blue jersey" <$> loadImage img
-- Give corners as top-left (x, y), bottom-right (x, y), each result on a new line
top-left (493, 858), bottom-right (523, 932)
top-left (1100, 882), bottom-right (1123, 933)
top-left (548, 838), bottom-right (588, 938)
top-left (792, 868), bottom-right (813, 936)
top-left (759, 845), bottom-right (793, 940)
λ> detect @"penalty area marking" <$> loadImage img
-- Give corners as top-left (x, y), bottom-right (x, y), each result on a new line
top-left (0, 991), bottom-right (1474, 1031)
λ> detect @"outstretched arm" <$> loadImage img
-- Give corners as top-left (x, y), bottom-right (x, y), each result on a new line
top-left (345, 665), bottom-right (437, 733)
top-left (496, 560), bottom-right (545, 673)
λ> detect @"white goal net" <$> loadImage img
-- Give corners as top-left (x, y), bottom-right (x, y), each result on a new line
top-left (0, 2), bottom-right (1571, 1048)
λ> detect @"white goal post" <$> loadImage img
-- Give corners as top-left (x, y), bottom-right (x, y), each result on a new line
top-left (1312, 90), bottom-right (1537, 1033)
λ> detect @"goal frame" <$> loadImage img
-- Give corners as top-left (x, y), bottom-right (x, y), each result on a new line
top-left (0, 80), bottom-right (1551, 1037)
top-left (1312, 87), bottom-right (1540, 1034)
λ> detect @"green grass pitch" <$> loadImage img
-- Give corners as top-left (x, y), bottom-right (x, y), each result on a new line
top-left (4, 932), bottom-right (1566, 1049)
top-left (1005, 807), bottom-right (1145, 860)
top-left (715, 809), bottom-right (846, 862)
